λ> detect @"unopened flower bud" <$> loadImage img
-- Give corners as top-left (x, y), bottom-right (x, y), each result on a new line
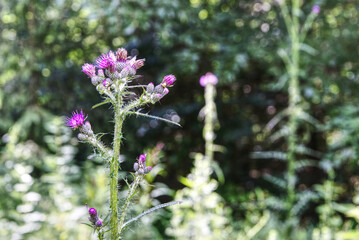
top-left (96, 220), bottom-right (103, 228)
top-left (154, 85), bottom-right (165, 95)
top-left (96, 84), bottom-right (106, 93)
top-left (120, 67), bottom-right (130, 78)
top-left (133, 162), bottom-right (139, 171)
top-left (146, 82), bottom-right (154, 94)
top-left (137, 169), bottom-right (145, 175)
top-left (128, 67), bottom-right (136, 76)
top-left (151, 93), bottom-right (162, 103)
top-left (80, 121), bottom-right (93, 136)
top-left (116, 61), bottom-right (127, 72)
top-left (77, 133), bottom-right (87, 141)
top-left (103, 78), bottom-right (112, 88)
top-left (98, 69), bottom-right (105, 77)
top-left (91, 76), bottom-right (102, 86)
top-left (144, 166), bottom-right (152, 174)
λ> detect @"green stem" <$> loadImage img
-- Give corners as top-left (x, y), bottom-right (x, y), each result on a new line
top-left (89, 137), bottom-right (112, 160)
top-left (118, 175), bottom-right (143, 239)
top-left (286, 0), bottom-right (301, 215)
top-left (110, 94), bottom-right (124, 240)
top-left (204, 83), bottom-right (217, 163)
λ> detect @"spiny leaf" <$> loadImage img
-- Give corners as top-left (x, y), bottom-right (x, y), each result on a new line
top-left (127, 111), bottom-right (181, 127)
top-left (122, 201), bottom-right (182, 229)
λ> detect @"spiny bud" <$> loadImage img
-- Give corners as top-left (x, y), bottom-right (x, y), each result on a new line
top-left (103, 78), bottom-right (112, 88)
top-left (146, 82), bottom-right (154, 94)
top-left (134, 162), bottom-right (139, 171)
top-left (91, 76), bottom-right (102, 86)
top-left (151, 93), bottom-right (162, 103)
top-left (120, 67), bottom-right (130, 78)
top-left (154, 85), bottom-right (165, 95)
top-left (144, 166), bottom-right (152, 174)
top-left (77, 133), bottom-right (87, 141)
top-left (80, 121), bottom-right (93, 136)
top-left (96, 220), bottom-right (103, 228)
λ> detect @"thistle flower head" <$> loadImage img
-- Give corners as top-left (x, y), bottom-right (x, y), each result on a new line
top-left (199, 72), bottom-right (218, 87)
top-left (66, 109), bottom-right (87, 129)
top-left (312, 5), bottom-right (320, 14)
top-left (96, 51), bottom-right (116, 72)
top-left (134, 153), bottom-right (152, 175)
top-left (82, 63), bottom-right (96, 78)
top-left (116, 48), bottom-right (128, 61)
top-left (96, 220), bottom-right (103, 228)
top-left (133, 58), bottom-right (146, 69)
top-left (139, 153), bottom-right (146, 163)
top-left (161, 74), bottom-right (176, 88)
top-left (89, 207), bottom-right (97, 216)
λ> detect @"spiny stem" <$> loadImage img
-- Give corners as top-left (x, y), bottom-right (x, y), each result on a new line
top-left (110, 93), bottom-right (124, 240)
top-left (118, 174), bottom-right (143, 239)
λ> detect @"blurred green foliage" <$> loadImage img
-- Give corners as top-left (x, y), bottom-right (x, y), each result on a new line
top-left (1, 0), bottom-right (359, 239)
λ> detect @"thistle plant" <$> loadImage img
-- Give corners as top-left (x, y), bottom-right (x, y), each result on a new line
top-left (167, 73), bottom-right (231, 239)
top-left (65, 47), bottom-right (181, 239)
top-left (276, 1), bottom-right (321, 215)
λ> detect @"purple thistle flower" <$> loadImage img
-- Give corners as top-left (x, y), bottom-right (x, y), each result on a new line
top-left (89, 208), bottom-right (97, 216)
top-left (161, 75), bottom-right (176, 88)
top-left (199, 72), bottom-right (218, 87)
top-left (139, 154), bottom-right (146, 163)
top-left (96, 51), bottom-right (116, 72)
top-left (312, 5), bottom-right (320, 14)
top-left (82, 63), bottom-right (96, 78)
top-left (133, 58), bottom-right (145, 69)
top-left (96, 220), bottom-right (103, 228)
top-left (66, 109), bottom-right (87, 129)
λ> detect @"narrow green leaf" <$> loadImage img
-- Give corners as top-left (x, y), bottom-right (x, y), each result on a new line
top-left (127, 111), bottom-right (182, 127)
top-left (92, 99), bottom-right (112, 109)
top-left (122, 201), bottom-right (182, 229)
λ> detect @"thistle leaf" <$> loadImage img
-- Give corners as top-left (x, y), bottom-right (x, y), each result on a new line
top-left (122, 201), bottom-right (182, 229)
top-left (127, 111), bottom-right (181, 127)
top-left (92, 99), bottom-right (112, 109)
